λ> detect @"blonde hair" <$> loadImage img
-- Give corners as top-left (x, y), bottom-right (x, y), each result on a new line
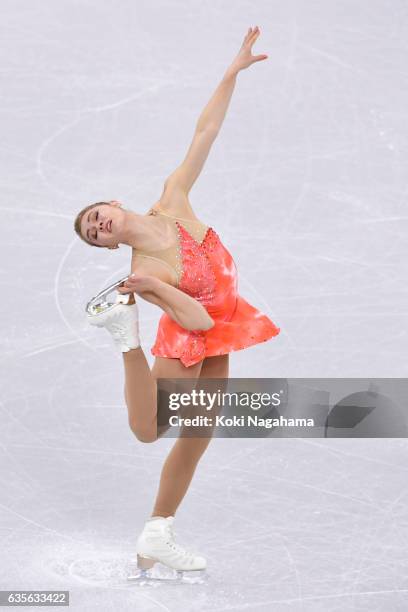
top-left (73, 201), bottom-right (110, 248)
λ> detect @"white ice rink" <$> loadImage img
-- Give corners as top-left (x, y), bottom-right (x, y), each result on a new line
top-left (1, 1), bottom-right (408, 610)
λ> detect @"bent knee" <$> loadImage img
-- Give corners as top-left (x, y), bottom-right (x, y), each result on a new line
top-left (137, 433), bottom-right (157, 443)
top-left (129, 421), bottom-right (157, 443)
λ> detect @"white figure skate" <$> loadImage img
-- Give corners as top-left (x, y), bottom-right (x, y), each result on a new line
top-left (86, 276), bottom-right (140, 352)
top-left (133, 516), bottom-right (206, 581)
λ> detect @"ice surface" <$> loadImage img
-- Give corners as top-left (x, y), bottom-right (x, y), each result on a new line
top-left (1, 1), bottom-right (408, 610)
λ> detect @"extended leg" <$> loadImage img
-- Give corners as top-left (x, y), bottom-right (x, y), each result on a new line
top-left (134, 354), bottom-right (229, 576)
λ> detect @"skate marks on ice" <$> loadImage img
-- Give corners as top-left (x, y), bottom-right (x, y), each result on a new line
top-left (45, 553), bottom-right (134, 587)
top-left (45, 553), bottom-right (207, 588)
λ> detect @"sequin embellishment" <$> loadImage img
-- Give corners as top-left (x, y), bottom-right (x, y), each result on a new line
top-left (176, 222), bottom-right (217, 305)
top-left (180, 329), bottom-right (206, 366)
top-left (173, 221), bottom-right (218, 367)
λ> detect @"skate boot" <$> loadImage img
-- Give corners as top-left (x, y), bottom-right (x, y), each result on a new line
top-left (86, 276), bottom-right (140, 352)
top-left (135, 516), bottom-right (206, 579)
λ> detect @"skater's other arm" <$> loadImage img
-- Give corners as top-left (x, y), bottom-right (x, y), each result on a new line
top-left (161, 26), bottom-right (267, 197)
top-left (117, 272), bottom-right (214, 332)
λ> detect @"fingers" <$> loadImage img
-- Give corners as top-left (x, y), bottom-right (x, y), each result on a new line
top-left (116, 272), bottom-right (154, 295)
top-left (116, 274), bottom-right (138, 293)
top-left (253, 54), bottom-right (268, 62)
top-left (246, 25), bottom-right (260, 44)
top-left (116, 285), bottom-right (134, 294)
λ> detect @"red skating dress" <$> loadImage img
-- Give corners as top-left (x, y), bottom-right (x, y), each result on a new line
top-left (132, 205), bottom-right (280, 368)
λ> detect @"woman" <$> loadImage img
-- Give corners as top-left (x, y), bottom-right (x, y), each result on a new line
top-left (73, 26), bottom-right (280, 577)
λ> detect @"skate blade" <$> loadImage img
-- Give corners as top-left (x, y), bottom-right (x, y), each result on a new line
top-left (86, 275), bottom-right (130, 316)
top-left (127, 559), bottom-right (207, 585)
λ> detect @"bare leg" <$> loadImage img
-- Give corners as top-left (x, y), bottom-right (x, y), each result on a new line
top-left (151, 353), bottom-right (229, 517)
top-left (123, 348), bottom-right (158, 442)
top-left (122, 275), bottom-right (213, 443)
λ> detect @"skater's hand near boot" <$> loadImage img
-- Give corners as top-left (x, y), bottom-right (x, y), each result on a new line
top-left (116, 273), bottom-right (157, 297)
top-left (117, 273), bottom-right (214, 331)
top-left (116, 274), bottom-right (173, 314)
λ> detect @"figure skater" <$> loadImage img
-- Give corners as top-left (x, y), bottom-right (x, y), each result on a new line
top-left (73, 26), bottom-right (280, 577)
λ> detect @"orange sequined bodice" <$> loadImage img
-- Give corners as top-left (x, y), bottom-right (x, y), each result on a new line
top-left (133, 205), bottom-right (280, 367)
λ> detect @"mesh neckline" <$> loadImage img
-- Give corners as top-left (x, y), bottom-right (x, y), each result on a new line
top-left (133, 207), bottom-right (208, 254)
top-left (146, 204), bottom-right (211, 246)
top-left (131, 206), bottom-right (213, 288)
top-left (148, 204), bottom-right (206, 224)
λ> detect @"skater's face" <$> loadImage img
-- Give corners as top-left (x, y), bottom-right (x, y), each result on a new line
top-left (80, 202), bottom-right (124, 249)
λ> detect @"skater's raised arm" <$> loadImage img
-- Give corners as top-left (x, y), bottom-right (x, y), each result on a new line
top-left (163, 26), bottom-right (268, 196)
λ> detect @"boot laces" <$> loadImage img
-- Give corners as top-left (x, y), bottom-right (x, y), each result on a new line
top-left (110, 322), bottom-right (127, 342)
top-left (110, 311), bottom-right (129, 342)
top-left (165, 524), bottom-right (195, 560)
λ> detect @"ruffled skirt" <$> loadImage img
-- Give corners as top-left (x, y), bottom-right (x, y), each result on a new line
top-left (151, 294), bottom-right (280, 368)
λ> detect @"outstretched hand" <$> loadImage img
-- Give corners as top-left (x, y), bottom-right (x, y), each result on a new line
top-left (230, 26), bottom-right (268, 73)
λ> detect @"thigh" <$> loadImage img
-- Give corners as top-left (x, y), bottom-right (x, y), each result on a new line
top-left (151, 356), bottom-right (204, 380)
top-left (199, 354), bottom-right (229, 427)
top-left (200, 353), bottom-right (229, 379)
top-left (151, 356), bottom-right (204, 438)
